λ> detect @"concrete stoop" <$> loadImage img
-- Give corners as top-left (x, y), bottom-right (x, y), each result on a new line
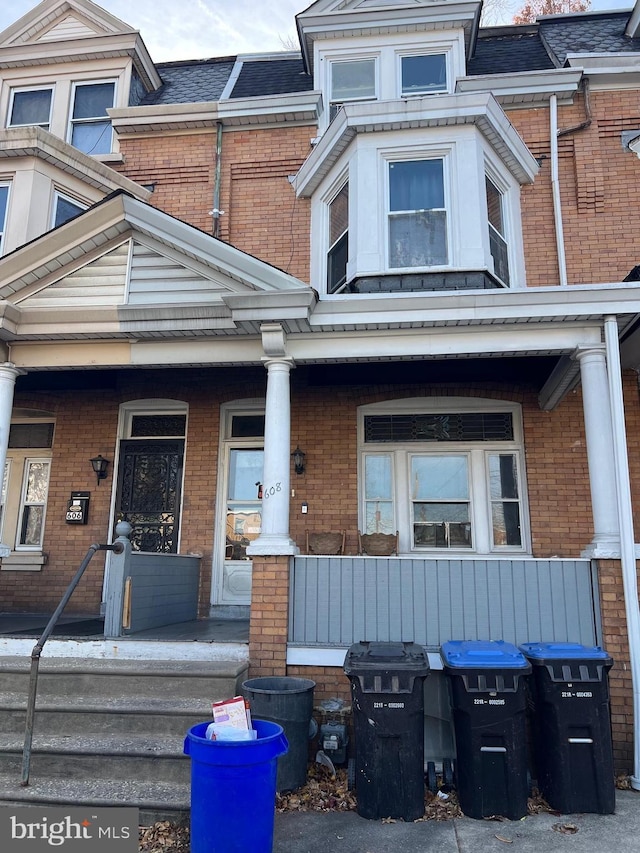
top-left (0, 655), bottom-right (250, 823)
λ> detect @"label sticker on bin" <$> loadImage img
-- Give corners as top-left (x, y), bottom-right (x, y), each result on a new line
top-left (440, 640), bottom-right (529, 669)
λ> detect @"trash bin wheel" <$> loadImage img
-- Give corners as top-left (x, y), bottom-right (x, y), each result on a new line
top-left (426, 761), bottom-right (437, 793)
top-left (442, 758), bottom-right (454, 788)
top-left (347, 757), bottom-right (356, 791)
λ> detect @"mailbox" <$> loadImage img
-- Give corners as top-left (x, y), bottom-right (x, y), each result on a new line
top-left (65, 492), bottom-right (90, 525)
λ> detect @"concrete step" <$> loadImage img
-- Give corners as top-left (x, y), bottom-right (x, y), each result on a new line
top-left (0, 771), bottom-right (190, 824)
top-left (0, 656), bottom-right (248, 699)
top-left (0, 733), bottom-right (191, 782)
top-left (0, 693), bottom-right (216, 734)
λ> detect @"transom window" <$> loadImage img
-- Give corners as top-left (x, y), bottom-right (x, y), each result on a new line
top-left (388, 159), bottom-right (447, 268)
top-left (327, 182), bottom-right (349, 293)
top-left (361, 403), bottom-right (527, 554)
top-left (401, 54), bottom-right (447, 96)
top-left (486, 176), bottom-right (510, 285)
top-left (8, 88), bottom-right (53, 129)
top-left (69, 81), bottom-right (115, 155)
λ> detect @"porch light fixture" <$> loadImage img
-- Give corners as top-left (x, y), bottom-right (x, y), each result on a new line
top-left (90, 454), bottom-right (110, 485)
top-left (292, 446), bottom-right (306, 475)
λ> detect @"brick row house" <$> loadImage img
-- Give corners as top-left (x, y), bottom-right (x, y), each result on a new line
top-left (1, 0), bottom-right (640, 780)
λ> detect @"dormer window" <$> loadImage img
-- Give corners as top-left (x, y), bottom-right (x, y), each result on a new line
top-left (69, 81), bottom-right (115, 155)
top-left (388, 158), bottom-right (447, 269)
top-left (330, 58), bottom-right (376, 120)
top-left (400, 54), bottom-right (447, 96)
top-left (8, 87), bottom-right (53, 129)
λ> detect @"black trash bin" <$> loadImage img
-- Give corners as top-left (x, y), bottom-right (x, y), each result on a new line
top-left (519, 641), bottom-right (615, 814)
top-left (241, 676), bottom-right (315, 793)
top-left (441, 639), bottom-right (531, 820)
top-left (344, 641), bottom-right (429, 821)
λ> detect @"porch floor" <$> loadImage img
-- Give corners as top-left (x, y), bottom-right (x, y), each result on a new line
top-left (0, 613), bottom-right (249, 644)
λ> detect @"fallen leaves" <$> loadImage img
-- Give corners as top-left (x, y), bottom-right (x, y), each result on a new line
top-left (138, 820), bottom-right (190, 853)
top-left (552, 822), bottom-right (579, 835)
top-left (276, 765), bottom-right (356, 813)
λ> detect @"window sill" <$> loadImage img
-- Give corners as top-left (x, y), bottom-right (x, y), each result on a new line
top-left (91, 153), bottom-right (124, 164)
top-left (1, 552), bottom-right (48, 571)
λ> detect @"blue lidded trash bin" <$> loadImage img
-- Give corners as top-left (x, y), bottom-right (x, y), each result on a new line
top-left (184, 718), bottom-right (288, 853)
top-left (441, 640), bottom-right (531, 820)
top-left (519, 642), bottom-right (615, 814)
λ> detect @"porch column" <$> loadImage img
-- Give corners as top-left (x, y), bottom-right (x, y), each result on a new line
top-left (247, 327), bottom-right (298, 555)
top-left (574, 344), bottom-right (620, 556)
top-left (0, 364), bottom-right (21, 557)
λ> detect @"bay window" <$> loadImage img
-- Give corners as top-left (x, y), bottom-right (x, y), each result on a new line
top-left (327, 181), bottom-right (349, 293)
top-left (360, 402), bottom-right (527, 554)
top-left (486, 175), bottom-right (510, 285)
top-left (52, 191), bottom-right (87, 228)
top-left (388, 158), bottom-right (447, 268)
top-left (8, 87), bottom-right (53, 129)
top-left (69, 81), bottom-right (115, 155)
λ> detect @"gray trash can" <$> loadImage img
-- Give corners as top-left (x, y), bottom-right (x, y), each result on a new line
top-left (242, 676), bottom-right (315, 792)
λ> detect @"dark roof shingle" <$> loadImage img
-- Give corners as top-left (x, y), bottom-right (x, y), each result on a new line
top-left (468, 30), bottom-right (555, 76)
top-left (140, 59), bottom-right (236, 106)
top-left (230, 57), bottom-right (313, 99)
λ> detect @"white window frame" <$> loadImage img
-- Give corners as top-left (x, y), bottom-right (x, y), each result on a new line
top-left (397, 50), bottom-right (449, 97)
top-left (51, 190), bottom-right (88, 229)
top-left (326, 179), bottom-right (349, 293)
top-left (485, 166), bottom-right (512, 286)
top-left (327, 54), bottom-right (379, 122)
top-left (16, 457), bottom-right (51, 551)
top-left (359, 398), bottom-right (530, 555)
top-left (0, 181), bottom-right (11, 255)
top-left (8, 86), bottom-right (53, 129)
top-left (385, 153), bottom-right (451, 271)
top-left (68, 79), bottom-right (116, 155)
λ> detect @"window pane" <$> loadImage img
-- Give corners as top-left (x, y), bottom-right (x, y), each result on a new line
top-left (389, 210), bottom-right (447, 267)
top-left (390, 160), bottom-right (444, 212)
top-left (54, 196), bottom-right (85, 228)
top-left (9, 423), bottom-right (54, 449)
top-left (228, 450), bottom-right (263, 500)
top-left (328, 232), bottom-right (348, 293)
top-left (130, 415), bottom-right (186, 437)
top-left (365, 501), bottom-right (394, 535)
top-left (329, 183), bottom-right (349, 246)
top-left (230, 415), bottom-right (265, 438)
top-left (25, 462), bottom-right (49, 502)
top-left (492, 501), bottom-right (521, 546)
top-left (226, 505), bottom-right (261, 559)
top-left (332, 60), bottom-right (375, 101)
top-left (486, 177), bottom-right (504, 235)
top-left (412, 456), bottom-right (469, 500)
top-left (489, 454), bottom-right (519, 499)
top-left (0, 185), bottom-right (9, 237)
top-left (365, 455), bottom-right (392, 500)
top-left (20, 505), bottom-right (44, 546)
top-left (11, 89), bottom-right (51, 126)
top-left (71, 121), bottom-right (112, 155)
top-left (402, 54), bottom-right (446, 94)
top-left (72, 83), bottom-right (114, 119)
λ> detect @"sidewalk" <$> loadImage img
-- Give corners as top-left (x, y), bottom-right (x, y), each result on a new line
top-left (273, 790), bottom-right (640, 853)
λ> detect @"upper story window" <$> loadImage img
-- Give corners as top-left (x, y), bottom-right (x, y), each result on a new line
top-left (330, 58), bottom-right (376, 120)
top-left (52, 191), bottom-right (87, 228)
top-left (8, 87), bottom-right (53, 129)
top-left (69, 81), bottom-right (115, 155)
top-left (327, 181), bottom-right (349, 293)
top-left (400, 54), bottom-right (447, 96)
top-left (486, 175), bottom-right (510, 286)
top-left (0, 184), bottom-right (10, 254)
top-left (388, 158), bottom-right (447, 269)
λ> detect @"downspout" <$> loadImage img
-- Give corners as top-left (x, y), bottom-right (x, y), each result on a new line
top-left (550, 94), bottom-right (568, 287)
top-left (211, 121), bottom-right (224, 239)
top-left (604, 315), bottom-right (640, 789)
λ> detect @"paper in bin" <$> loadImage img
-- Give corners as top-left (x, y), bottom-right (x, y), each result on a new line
top-left (205, 722), bottom-right (257, 741)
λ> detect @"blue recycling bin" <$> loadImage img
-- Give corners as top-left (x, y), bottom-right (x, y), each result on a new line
top-left (519, 642), bottom-right (615, 814)
top-left (184, 718), bottom-right (288, 853)
top-left (441, 640), bottom-right (531, 820)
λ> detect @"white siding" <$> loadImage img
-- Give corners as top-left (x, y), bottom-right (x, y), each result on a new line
top-left (127, 241), bottom-right (229, 305)
top-left (36, 15), bottom-right (99, 42)
top-left (19, 242), bottom-right (128, 308)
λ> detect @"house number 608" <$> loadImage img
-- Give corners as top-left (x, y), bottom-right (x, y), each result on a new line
top-left (263, 482), bottom-right (282, 499)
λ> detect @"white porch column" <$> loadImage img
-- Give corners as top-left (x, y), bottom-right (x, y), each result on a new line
top-left (0, 363), bottom-right (21, 557)
top-left (247, 326), bottom-right (298, 556)
top-left (574, 345), bottom-right (620, 556)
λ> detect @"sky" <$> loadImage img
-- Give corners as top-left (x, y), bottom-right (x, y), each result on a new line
top-left (0, 0), bottom-right (633, 63)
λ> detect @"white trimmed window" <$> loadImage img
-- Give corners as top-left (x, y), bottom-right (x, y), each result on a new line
top-left (1, 420), bottom-right (54, 556)
top-left (69, 81), bottom-right (115, 155)
top-left (486, 175), bottom-right (510, 285)
top-left (52, 191), bottom-right (87, 228)
top-left (400, 53), bottom-right (447, 96)
top-left (327, 181), bottom-right (349, 293)
top-left (388, 158), bottom-right (447, 268)
top-left (329, 58), bottom-right (376, 120)
top-left (360, 400), bottom-right (528, 554)
top-left (8, 87), bottom-right (53, 129)
top-left (0, 183), bottom-right (10, 254)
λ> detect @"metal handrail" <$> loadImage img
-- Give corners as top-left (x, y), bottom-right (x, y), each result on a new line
top-left (21, 540), bottom-right (124, 786)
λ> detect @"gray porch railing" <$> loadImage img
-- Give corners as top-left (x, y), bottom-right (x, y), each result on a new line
top-left (289, 557), bottom-right (601, 648)
top-left (104, 522), bottom-right (201, 637)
